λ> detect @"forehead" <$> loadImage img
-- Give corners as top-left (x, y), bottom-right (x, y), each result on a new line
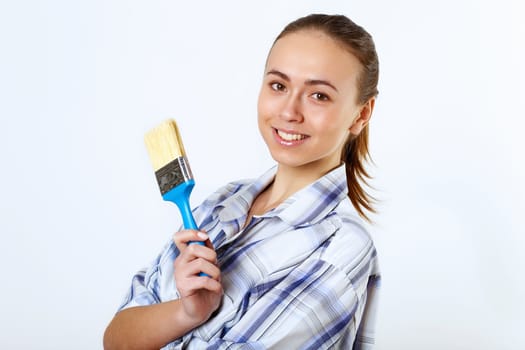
top-left (266, 30), bottom-right (361, 87)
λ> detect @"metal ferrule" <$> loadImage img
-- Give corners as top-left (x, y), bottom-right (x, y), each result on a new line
top-left (155, 156), bottom-right (194, 195)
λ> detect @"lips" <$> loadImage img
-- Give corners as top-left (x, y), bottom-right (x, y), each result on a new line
top-left (277, 129), bottom-right (307, 141)
top-left (274, 128), bottom-right (309, 145)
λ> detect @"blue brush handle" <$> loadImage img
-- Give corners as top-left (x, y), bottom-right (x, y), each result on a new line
top-left (162, 180), bottom-right (208, 277)
top-left (162, 180), bottom-right (200, 234)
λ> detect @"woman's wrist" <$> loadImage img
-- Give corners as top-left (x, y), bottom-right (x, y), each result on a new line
top-left (170, 298), bottom-right (206, 332)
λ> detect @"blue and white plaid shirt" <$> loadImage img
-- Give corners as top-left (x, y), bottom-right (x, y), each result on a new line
top-left (119, 164), bottom-right (381, 349)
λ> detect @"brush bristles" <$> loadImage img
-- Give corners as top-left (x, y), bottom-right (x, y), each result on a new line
top-left (144, 119), bottom-right (187, 171)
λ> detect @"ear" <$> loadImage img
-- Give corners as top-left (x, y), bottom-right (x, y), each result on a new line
top-left (349, 98), bottom-right (375, 135)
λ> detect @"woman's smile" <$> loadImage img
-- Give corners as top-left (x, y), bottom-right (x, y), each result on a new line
top-left (273, 127), bottom-right (309, 145)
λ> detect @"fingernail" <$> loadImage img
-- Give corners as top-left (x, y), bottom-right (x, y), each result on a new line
top-left (197, 232), bottom-right (209, 240)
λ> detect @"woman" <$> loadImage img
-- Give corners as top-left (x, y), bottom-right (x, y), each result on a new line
top-left (104, 13), bottom-right (381, 350)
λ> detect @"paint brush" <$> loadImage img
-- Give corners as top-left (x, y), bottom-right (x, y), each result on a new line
top-left (144, 119), bottom-right (203, 246)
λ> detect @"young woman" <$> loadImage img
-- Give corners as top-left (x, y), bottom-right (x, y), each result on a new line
top-left (104, 13), bottom-right (381, 350)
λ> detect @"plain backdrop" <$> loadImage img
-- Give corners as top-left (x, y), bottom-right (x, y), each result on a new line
top-left (1, 1), bottom-right (524, 349)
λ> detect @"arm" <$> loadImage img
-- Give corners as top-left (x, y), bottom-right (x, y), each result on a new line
top-left (103, 299), bottom-right (200, 350)
top-left (103, 230), bottom-right (223, 350)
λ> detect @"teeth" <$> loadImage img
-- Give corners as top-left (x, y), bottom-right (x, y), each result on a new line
top-left (277, 130), bottom-right (306, 141)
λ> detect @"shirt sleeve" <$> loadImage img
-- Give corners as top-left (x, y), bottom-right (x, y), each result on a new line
top-left (117, 239), bottom-right (179, 311)
top-left (353, 274), bottom-right (381, 350)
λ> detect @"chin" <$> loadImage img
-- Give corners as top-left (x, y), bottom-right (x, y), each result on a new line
top-left (269, 152), bottom-right (302, 167)
top-left (269, 150), bottom-right (317, 169)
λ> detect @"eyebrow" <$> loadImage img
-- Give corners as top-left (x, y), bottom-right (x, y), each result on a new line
top-left (266, 69), bottom-right (338, 92)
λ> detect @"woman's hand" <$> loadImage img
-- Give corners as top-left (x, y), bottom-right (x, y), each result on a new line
top-left (173, 230), bottom-right (223, 326)
top-left (103, 232), bottom-right (221, 350)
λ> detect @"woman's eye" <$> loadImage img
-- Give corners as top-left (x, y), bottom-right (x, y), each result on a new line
top-left (312, 92), bottom-right (329, 101)
top-left (270, 82), bottom-right (285, 91)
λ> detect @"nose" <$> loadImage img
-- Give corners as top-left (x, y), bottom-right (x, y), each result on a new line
top-left (279, 94), bottom-right (303, 123)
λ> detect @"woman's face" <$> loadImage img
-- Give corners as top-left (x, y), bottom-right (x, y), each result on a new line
top-left (257, 30), bottom-right (370, 173)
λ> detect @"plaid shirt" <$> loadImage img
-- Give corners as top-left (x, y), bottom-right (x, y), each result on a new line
top-left (119, 164), bottom-right (381, 349)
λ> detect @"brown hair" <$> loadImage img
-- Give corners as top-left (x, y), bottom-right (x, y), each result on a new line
top-left (274, 14), bottom-right (380, 222)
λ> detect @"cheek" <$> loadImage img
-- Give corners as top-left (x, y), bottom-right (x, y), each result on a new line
top-left (315, 112), bottom-right (353, 143)
top-left (257, 91), bottom-right (270, 134)
top-left (311, 106), bottom-right (350, 131)
top-left (257, 90), bottom-right (276, 121)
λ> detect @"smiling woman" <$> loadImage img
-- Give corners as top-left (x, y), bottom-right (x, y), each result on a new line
top-left (258, 28), bottom-right (373, 191)
top-left (104, 13), bottom-right (381, 350)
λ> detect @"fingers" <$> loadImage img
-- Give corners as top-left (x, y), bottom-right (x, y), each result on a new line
top-left (173, 230), bottom-right (210, 252)
top-left (173, 229), bottom-right (217, 269)
top-left (175, 239), bottom-right (218, 265)
top-left (175, 252), bottom-right (221, 281)
top-left (188, 276), bottom-right (223, 294)
top-left (173, 230), bottom-right (220, 285)
top-left (174, 250), bottom-right (222, 297)
top-left (176, 266), bottom-right (223, 298)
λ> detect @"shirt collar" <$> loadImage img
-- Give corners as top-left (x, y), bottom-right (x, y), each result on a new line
top-left (272, 164), bottom-right (349, 227)
top-left (214, 166), bottom-right (277, 238)
top-left (214, 164), bottom-right (348, 238)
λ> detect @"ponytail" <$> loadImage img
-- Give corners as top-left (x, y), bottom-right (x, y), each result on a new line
top-left (342, 125), bottom-right (376, 222)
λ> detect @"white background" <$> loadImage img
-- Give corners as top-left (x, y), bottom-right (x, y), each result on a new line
top-left (1, 1), bottom-right (524, 349)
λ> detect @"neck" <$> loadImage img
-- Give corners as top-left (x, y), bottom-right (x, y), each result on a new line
top-left (245, 161), bottom-right (341, 223)
top-left (267, 162), bottom-right (341, 205)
